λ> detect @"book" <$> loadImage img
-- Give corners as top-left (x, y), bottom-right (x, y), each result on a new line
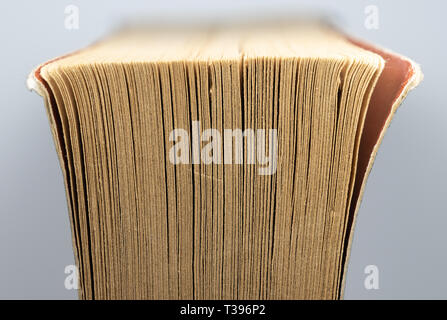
top-left (27, 23), bottom-right (422, 300)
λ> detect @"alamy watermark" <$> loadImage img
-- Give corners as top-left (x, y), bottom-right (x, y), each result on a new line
top-left (64, 5), bottom-right (79, 30)
top-left (364, 4), bottom-right (380, 30)
top-left (364, 264), bottom-right (380, 290)
top-left (64, 264), bottom-right (79, 290)
top-left (169, 121), bottom-right (278, 175)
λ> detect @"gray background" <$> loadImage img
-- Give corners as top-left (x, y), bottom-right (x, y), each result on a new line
top-left (0, 0), bottom-right (445, 299)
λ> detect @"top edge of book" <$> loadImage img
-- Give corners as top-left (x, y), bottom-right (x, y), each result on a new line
top-left (35, 24), bottom-right (386, 67)
top-left (27, 22), bottom-right (423, 96)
